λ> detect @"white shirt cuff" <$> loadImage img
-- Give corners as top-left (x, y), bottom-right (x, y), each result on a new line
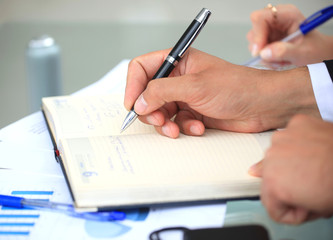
top-left (308, 62), bottom-right (333, 122)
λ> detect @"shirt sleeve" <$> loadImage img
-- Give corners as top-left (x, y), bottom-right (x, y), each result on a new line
top-left (307, 62), bottom-right (333, 122)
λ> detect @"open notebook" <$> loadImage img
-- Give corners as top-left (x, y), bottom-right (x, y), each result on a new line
top-left (42, 94), bottom-right (263, 210)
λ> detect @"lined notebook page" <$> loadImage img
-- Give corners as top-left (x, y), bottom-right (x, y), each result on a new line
top-left (42, 95), bottom-right (155, 141)
top-left (60, 129), bottom-right (263, 191)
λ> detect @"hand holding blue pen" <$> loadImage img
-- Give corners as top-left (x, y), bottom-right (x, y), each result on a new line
top-left (245, 5), bottom-right (333, 66)
top-left (0, 194), bottom-right (126, 221)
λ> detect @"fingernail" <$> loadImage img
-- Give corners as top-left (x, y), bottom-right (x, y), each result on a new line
top-left (251, 44), bottom-right (259, 56)
top-left (162, 125), bottom-right (171, 137)
top-left (134, 94), bottom-right (147, 114)
top-left (190, 125), bottom-right (202, 135)
top-left (260, 48), bottom-right (272, 60)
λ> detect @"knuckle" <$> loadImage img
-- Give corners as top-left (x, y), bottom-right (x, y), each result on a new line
top-left (128, 58), bottom-right (138, 69)
top-left (288, 114), bottom-right (307, 127)
top-left (250, 11), bottom-right (261, 23)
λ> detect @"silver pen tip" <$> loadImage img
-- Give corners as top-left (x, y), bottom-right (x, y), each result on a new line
top-left (120, 110), bottom-right (138, 133)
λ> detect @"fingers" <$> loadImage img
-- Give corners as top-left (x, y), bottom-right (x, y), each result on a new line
top-left (259, 41), bottom-right (300, 64)
top-left (137, 109), bottom-right (166, 126)
top-left (248, 9), bottom-right (273, 55)
top-left (154, 119), bottom-right (180, 139)
top-left (137, 102), bottom-right (181, 138)
top-left (260, 173), bottom-right (310, 224)
top-left (247, 4), bottom-right (305, 59)
top-left (137, 99), bottom-right (206, 138)
top-left (174, 110), bottom-right (205, 136)
top-left (139, 110), bottom-right (204, 139)
top-left (134, 74), bottom-right (194, 116)
top-left (124, 49), bottom-right (171, 110)
top-left (262, 197), bottom-right (310, 225)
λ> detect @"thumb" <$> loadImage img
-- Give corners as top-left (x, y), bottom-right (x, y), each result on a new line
top-left (259, 42), bottom-right (297, 63)
top-left (134, 75), bottom-right (191, 115)
top-left (248, 159), bottom-right (263, 177)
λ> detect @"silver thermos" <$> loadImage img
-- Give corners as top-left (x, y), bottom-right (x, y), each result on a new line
top-left (26, 35), bottom-right (63, 112)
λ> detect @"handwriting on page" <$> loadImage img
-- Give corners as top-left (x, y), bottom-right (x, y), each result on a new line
top-left (48, 95), bottom-right (154, 139)
top-left (61, 130), bottom-right (264, 188)
top-left (107, 136), bottom-right (135, 174)
top-left (52, 96), bottom-right (122, 134)
top-left (61, 136), bottom-right (136, 185)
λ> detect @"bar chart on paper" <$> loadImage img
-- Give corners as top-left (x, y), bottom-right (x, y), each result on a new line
top-left (0, 189), bottom-right (150, 239)
top-left (0, 190), bottom-right (54, 239)
top-left (0, 172), bottom-right (226, 240)
top-left (0, 168), bottom-right (154, 240)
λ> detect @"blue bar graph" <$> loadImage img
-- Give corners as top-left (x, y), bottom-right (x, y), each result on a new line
top-left (0, 190), bottom-right (54, 237)
top-left (11, 191), bottom-right (54, 195)
top-left (0, 222), bottom-right (35, 226)
top-left (0, 214), bottom-right (40, 218)
top-left (0, 231), bottom-right (30, 236)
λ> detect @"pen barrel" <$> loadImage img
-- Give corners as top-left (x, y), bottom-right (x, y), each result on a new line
top-left (299, 5), bottom-right (333, 35)
top-left (152, 19), bottom-right (202, 80)
top-left (169, 20), bottom-right (202, 60)
top-left (152, 60), bottom-right (175, 79)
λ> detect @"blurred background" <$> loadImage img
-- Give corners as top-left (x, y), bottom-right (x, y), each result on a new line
top-left (1, 0), bottom-right (333, 128)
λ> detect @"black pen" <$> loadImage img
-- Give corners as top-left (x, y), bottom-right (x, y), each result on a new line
top-left (120, 8), bottom-right (211, 133)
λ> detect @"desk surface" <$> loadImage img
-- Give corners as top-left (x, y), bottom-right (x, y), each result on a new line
top-left (0, 22), bottom-right (332, 129)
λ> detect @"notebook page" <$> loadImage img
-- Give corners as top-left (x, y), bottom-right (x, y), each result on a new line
top-left (60, 129), bottom-right (263, 192)
top-left (42, 95), bottom-right (155, 142)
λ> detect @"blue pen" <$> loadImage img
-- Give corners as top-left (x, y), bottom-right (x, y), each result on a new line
top-left (244, 5), bottom-right (333, 66)
top-left (0, 194), bottom-right (126, 221)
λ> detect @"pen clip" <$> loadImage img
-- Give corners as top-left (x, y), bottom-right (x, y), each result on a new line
top-left (178, 8), bottom-right (211, 58)
top-left (299, 5), bottom-right (333, 35)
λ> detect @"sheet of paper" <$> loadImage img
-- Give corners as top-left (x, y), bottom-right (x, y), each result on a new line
top-left (72, 59), bottom-right (129, 96)
top-left (0, 111), bottom-right (62, 176)
top-left (0, 169), bottom-right (226, 240)
top-left (0, 111), bottom-right (53, 150)
top-left (0, 142), bottom-right (62, 176)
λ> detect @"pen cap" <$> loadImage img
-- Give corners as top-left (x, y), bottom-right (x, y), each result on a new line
top-left (0, 195), bottom-right (23, 208)
top-left (25, 35), bottom-right (63, 113)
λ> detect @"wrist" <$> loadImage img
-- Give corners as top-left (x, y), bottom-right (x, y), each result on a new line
top-left (258, 67), bottom-right (320, 129)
